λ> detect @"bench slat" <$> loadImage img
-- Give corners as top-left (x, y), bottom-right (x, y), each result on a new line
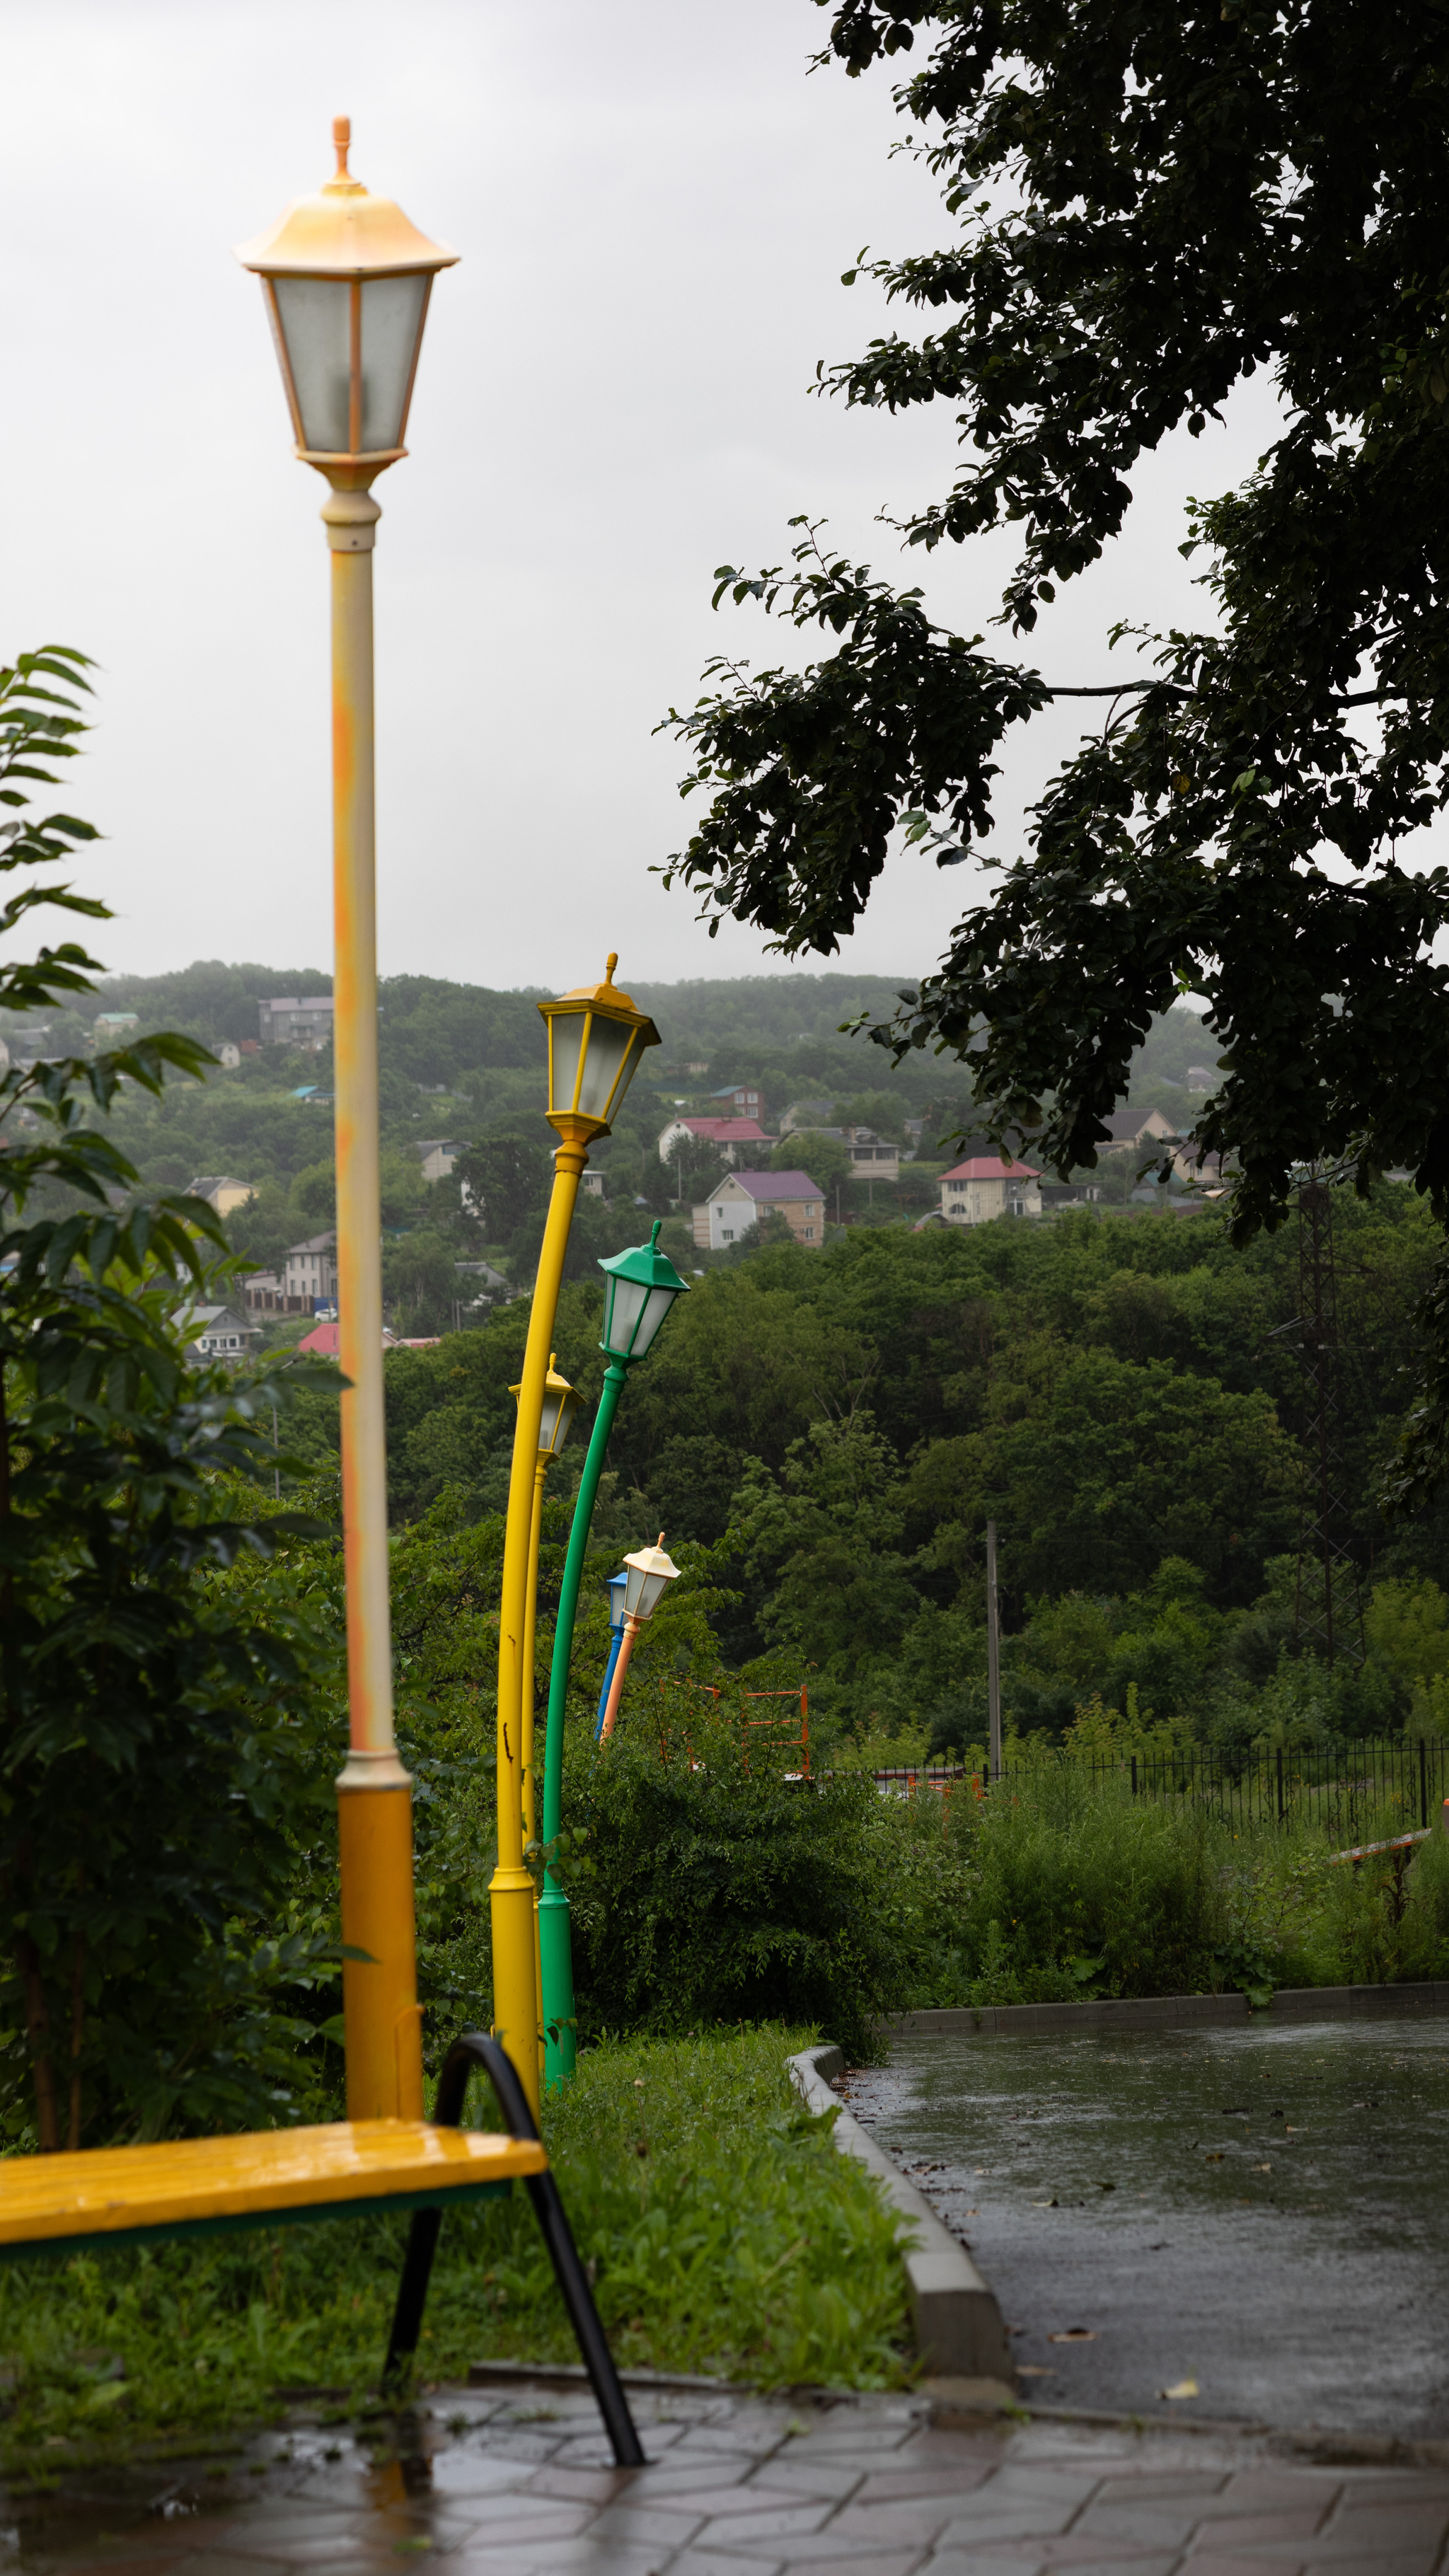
top-left (0, 2120), bottom-right (545, 2248)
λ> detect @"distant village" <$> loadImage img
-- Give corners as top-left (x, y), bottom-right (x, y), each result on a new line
top-left (2, 988), bottom-right (1227, 1365)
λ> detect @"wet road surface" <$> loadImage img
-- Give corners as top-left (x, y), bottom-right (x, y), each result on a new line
top-left (843, 2016), bottom-right (1449, 2439)
top-left (4, 2373), bottom-right (1449, 2572)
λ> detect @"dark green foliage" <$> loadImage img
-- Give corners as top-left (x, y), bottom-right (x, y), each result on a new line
top-left (558, 1719), bottom-right (917, 2061)
top-left (0, 649), bottom-right (340, 2149)
top-left (903, 1774), bottom-right (1229, 2009)
top-left (367, 1182), bottom-right (1445, 1745)
top-left (662, 3), bottom-right (1449, 1497)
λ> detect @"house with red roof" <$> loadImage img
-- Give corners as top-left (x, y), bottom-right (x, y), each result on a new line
top-left (939, 1155), bottom-right (1043, 1227)
top-left (693, 1169), bottom-right (825, 1252)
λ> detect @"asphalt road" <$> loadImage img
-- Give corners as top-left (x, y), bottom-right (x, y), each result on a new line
top-left (843, 2015), bottom-right (1449, 2437)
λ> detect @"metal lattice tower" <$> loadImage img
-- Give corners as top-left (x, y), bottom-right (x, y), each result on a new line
top-left (1293, 1176), bottom-right (1364, 1665)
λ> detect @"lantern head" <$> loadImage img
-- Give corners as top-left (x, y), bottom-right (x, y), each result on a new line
top-left (622, 1532), bottom-right (680, 1624)
top-left (510, 1354), bottom-right (580, 1463)
top-left (538, 955), bottom-right (660, 1145)
top-left (599, 1220), bottom-right (688, 1365)
top-left (236, 117), bottom-right (458, 485)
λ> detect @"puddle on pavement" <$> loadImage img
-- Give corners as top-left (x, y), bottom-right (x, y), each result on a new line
top-left (845, 2016), bottom-right (1449, 2437)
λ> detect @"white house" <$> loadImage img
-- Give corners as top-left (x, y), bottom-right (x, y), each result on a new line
top-left (284, 1231), bottom-right (339, 1306)
top-left (693, 1169), bottom-right (825, 1252)
top-left (417, 1139), bottom-right (461, 1182)
top-left (939, 1157), bottom-right (1043, 1225)
top-left (185, 1303), bottom-right (262, 1363)
top-left (838, 1125), bottom-right (899, 1183)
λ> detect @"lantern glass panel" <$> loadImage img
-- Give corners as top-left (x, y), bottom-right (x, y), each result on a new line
top-left (538, 1380), bottom-right (579, 1456)
top-left (360, 273), bottom-right (429, 449)
top-left (272, 277), bottom-right (351, 451)
top-left (624, 1560), bottom-right (671, 1621)
top-left (606, 1572), bottom-right (628, 1631)
top-left (548, 1012), bottom-right (586, 1118)
top-left (602, 1272), bottom-right (676, 1361)
top-left (576, 1014), bottom-right (635, 1123)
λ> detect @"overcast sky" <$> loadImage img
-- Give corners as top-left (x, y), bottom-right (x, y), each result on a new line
top-left (0, 0), bottom-right (1287, 994)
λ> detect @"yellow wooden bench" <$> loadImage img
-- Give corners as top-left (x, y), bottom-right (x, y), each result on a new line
top-left (0, 2030), bottom-right (644, 2466)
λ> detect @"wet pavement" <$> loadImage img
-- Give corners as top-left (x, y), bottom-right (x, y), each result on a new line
top-left (842, 2016), bottom-right (1449, 2438)
top-left (4, 2373), bottom-right (1449, 2573)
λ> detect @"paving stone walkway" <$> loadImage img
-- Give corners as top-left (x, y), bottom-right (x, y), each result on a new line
top-left (3, 2375), bottom-right (1447, 2576)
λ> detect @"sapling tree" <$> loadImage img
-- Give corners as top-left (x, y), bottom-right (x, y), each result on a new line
top-left (0, 647), bottom-right (337, 2149)
top-left (662, 1), bottom-right (1449, 1506)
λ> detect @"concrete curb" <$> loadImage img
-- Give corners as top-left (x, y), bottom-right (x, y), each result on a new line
top-left (883, 1975), bottom-right (1449, 2038)
top-left (786, 2042), bottom-right (1013, 2386)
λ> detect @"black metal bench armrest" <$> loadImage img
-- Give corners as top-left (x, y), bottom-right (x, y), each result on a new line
top-left (383, 2031), bottom-right (643, 2469)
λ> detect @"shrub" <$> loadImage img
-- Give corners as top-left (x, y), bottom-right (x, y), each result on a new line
top-left (554, 1714), bottom-right (918, 2059)
top-left (898, 1769), bottom-right (1230, 2006)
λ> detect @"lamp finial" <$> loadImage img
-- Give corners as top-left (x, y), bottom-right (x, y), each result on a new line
top-left (605, 953), bottom-right (618, 983)
top-left (332, 115), bottom-right (352, 179)
top-left (649, 1218), bottom-right (662, 1247)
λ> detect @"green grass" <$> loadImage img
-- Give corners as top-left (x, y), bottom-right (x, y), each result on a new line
top-left (893, 1762), bottom-right (1449, 2008)
top-left (0, 2026), bottom-right (911, 2468)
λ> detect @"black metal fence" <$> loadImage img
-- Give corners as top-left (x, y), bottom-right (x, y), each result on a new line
top-left (870, 1738), bottom-right (1449, 1839)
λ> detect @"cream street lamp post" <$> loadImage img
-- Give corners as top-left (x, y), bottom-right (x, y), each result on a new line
top-left (236, 120), bottom-right (457, 2122)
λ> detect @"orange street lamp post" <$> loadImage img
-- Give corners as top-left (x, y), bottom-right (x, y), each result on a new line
top-left (236, 121), bottom-right (457, 2120)
top-left (596, 1537), bottom-right (681, 1742)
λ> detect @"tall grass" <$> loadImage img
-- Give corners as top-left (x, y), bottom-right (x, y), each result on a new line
top-left (894, 1765), bottom-right (1449, 2007)
top-left (0, 2026), bottom-right (911, 2466)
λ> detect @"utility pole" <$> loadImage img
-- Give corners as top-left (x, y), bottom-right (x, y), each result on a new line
top-left (986, 1519), bottom-right (1002, 1778)
top-left (1293, 1174), bottom-right (1364, 1665)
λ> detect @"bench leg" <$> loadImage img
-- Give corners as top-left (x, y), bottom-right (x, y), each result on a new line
top-left (383, 2030), bottom-right (645, 2468)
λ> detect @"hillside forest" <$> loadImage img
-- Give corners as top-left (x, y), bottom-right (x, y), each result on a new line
top-left (13, 961), bottom-right (1219, 1336)
top-left (21, 959), bottom-right (1449, 1764)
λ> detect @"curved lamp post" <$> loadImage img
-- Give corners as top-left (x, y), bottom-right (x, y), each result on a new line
top-left (236, 121), bottom-right (456, 2122)
top-left (597, 1537), bottom-right (681, 1741)
top-left (538, 1222), bottom-right (687, 2086)
top-left (595, 1573), bottom-right (630, 1738)
top-left (494, 960), bottom-right (659, 2114)
top-left (508, 1357), bottom-right (579, 1864)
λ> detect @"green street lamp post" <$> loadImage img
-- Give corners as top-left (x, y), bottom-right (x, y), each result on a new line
top-left (538, 1221), bottom-right (688, 2086)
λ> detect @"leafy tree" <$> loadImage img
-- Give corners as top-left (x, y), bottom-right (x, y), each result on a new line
top-left (454, 1126), bottom-right (552, 1242)
top-left (734, 1419), bottom-right (918, 1679)
top-left (381, 1227), bottom-right (460, 1336)
top-left (290, 1159), bottom-right (335, 1226)
top-left (0, 647), bottom-right (334, 2148)
top-left (662, 1), bottom-right (1449, 1491)
top-left (773, 1129), bottom-right (852, 1199)
top-left (831, 1092), bottom-right (905, 1144)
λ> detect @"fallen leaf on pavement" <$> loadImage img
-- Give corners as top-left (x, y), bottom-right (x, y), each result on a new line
top-left (1015, 2365), bottom-right (1054, 2376)
top-left (1048, 2329), bottom-right (1097, 2343)
top-left (1160, 2379), bottom-right (1199, 2401)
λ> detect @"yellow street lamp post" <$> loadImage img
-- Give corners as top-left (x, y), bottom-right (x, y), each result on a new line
top-left (236, 122), bottom-right (457, 2120)
top-left (509, 1358), bottom-right (581, 1862)
top-left (494, 960), bottom-right (659, 2114)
